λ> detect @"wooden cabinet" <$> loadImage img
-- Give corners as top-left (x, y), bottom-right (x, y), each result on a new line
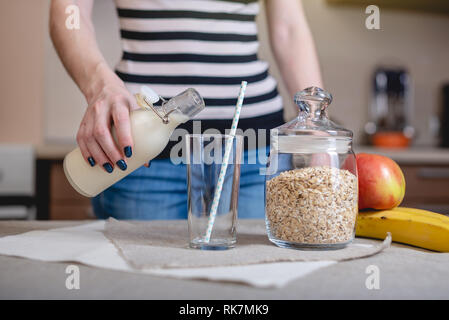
top-left (400, 165), bottom-right (449, 214)
top-left (49, 162), bottom-right (93, 220)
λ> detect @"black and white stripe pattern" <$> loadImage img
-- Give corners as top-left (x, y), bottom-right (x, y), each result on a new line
top-left (114, 0), bottom-right (283, 120)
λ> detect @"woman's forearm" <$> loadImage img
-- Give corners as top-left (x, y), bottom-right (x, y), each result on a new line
top-left (49, 0), bottom-right (123, 101)
top-left (266, 0), bottom-right (323, 97)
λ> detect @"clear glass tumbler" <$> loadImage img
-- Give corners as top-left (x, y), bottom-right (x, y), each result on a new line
top-left (186, 134), bottom-right (243, 250)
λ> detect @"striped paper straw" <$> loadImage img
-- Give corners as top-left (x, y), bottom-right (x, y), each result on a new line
top-left (204, 81), bottom-right (247, 243)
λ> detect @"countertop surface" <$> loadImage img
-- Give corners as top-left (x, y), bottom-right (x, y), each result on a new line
top-left (35, 143), bottom-right (75, 160)
top-left (355, 146), bottom-right (449, 165)
top-left (1, 220), bottom-right (448, 299)
top-left (35, 143), bottom-right (449, 165)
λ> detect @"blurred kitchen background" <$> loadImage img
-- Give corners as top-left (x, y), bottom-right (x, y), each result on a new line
top-left (0, 0), bottom-right (448, 220)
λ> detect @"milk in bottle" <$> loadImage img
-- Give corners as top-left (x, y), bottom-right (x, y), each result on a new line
top-left (63, 87), bottom-right (205, 197)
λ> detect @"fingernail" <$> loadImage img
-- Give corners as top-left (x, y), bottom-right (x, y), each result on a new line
top-left (116, 159), bottom-right (127, 171)
top-left (103, 163), bottom-right (113, 173)
top-left (147, 161), bottom-right (151, 168)
top-left (124, 146), bottom-right (132, 158)
top-left (88, 157), bottom-right (96, 167)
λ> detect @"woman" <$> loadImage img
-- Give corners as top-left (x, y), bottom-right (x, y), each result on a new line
top-left (50, 0), bottom-right (322, 219)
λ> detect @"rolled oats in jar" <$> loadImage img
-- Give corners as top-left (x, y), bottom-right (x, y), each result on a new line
top-left (264, 87), bottom-right (358, 250)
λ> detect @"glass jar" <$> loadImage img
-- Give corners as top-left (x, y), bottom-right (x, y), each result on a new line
top-left (265, 87), bottom-right (358, 250)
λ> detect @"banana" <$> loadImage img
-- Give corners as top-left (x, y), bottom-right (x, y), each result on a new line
top-left (356, 207), bottom-right (449, 252)
top-left (393, 207), bottom-right (449, 223)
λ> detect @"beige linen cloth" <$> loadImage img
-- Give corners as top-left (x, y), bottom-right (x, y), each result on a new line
top-left (104, 218), bottom-right (391, 269)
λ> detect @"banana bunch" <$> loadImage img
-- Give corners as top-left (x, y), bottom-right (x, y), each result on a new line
top-left (356, 207), bottom-right (449, 252)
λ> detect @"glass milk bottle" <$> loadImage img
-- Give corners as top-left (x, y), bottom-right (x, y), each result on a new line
top-left (63, 88), bottom-right (205, 197)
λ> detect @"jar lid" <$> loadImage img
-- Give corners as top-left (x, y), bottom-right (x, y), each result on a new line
top-left (275, 87), bottom-right (353, 138)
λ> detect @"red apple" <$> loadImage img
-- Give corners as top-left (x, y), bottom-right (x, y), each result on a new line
top-left (356, 153), bottom-right (406, 210)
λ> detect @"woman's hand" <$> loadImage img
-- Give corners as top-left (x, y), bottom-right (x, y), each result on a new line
top-left (77, 80), bottom-right (138, 173)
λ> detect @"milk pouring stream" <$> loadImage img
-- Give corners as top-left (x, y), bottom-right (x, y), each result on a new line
top-left (63, 87), bottom-right (205, 197)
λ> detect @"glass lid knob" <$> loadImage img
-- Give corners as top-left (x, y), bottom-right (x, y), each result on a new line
top-left (294, 87), bottom-right (333, 115)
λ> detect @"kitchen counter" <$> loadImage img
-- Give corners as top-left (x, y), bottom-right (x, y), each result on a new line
top-left (35, 143), bottom-right (76, 160)
top-left (355, 146), bottom-right (449, 165)
top-left (1, 220), bottom-right (448, 299)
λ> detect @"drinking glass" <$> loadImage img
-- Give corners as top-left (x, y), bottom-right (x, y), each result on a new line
top-left (186, 134), bottom-right (243, 250)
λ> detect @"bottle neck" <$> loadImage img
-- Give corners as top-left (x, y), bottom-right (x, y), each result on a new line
top-left (167, 110), bottom-right (190, 127)
top-left (163, 88), bottom-right (205, 119)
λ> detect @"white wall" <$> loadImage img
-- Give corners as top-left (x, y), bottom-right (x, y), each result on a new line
top-left (43, 0), bottom-right (449, 146)
top-left (0, 0), bottom-right (46, 144)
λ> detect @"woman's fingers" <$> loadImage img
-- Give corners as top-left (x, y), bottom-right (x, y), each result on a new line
top-left (93, 115), bottom-right (128, 172)
top-left (86, 135), bottom-right (113, 173)
top-left (111, 101), bottom-right (133, 159)
top-left (82, 114), bottom-right (113, 173)
top-left (76, 122), bottom-right (95, 167)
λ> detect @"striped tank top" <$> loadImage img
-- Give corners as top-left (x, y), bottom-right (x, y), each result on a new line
top-left (114, 0), bottom-right (284, 156)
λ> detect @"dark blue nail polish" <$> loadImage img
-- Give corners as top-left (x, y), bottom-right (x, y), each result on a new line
top-left (147, 161), bottom-right (151, 168)
top-left (103, 163), bottom-right (113, 173)
top-left (88, 157), bottom-right (96, 167)
top-left (124, 146), bottom-right (132, 158)
top-left (116, 159), bottom-right (127, 171)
